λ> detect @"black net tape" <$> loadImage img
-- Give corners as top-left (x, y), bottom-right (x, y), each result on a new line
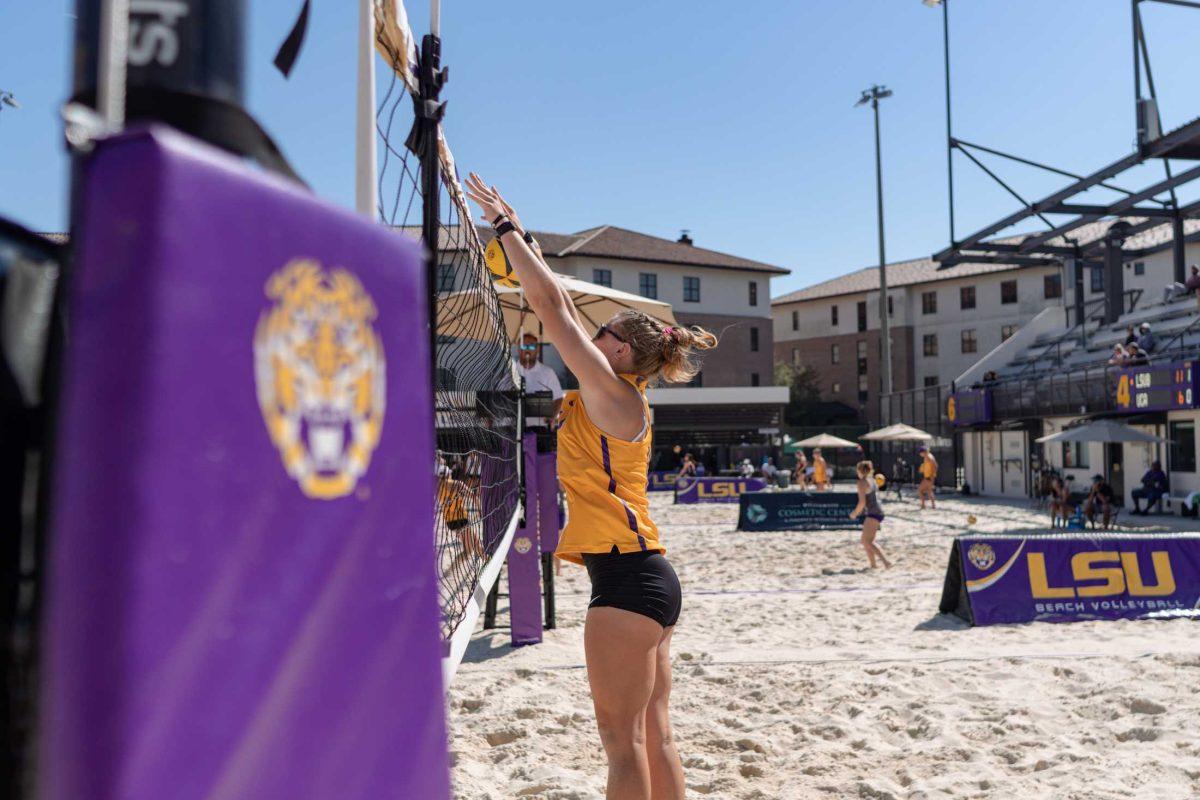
top-left (376, 36), bottom-right (521, 643)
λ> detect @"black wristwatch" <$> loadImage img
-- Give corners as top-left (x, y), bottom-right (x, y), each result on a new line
top-left (494, 220), bottom-right (517, 237)
top-left (523, 231), bottom-right (538, 247)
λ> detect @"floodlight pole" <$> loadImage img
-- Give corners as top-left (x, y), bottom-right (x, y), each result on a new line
top-left (940, 0), bottom-right (954, 245)
top-left (861, 86), bottom-right (894, 404)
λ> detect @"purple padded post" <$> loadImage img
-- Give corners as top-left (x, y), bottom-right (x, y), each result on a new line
top-left (507, 433), bottom-right (543, 646)
top-left (41, 126), bottom-right (449, 800)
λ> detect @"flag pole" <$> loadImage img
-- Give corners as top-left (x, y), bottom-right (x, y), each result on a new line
top-left (355, 0), bottom-right (378, 218)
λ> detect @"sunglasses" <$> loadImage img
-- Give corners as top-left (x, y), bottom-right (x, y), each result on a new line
top-left (594, 324), bottom-right (628, 344)
top-left (518, 343), bottom-right (538, 351)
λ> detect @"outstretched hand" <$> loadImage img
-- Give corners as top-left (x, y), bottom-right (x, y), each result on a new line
top-left (464, 173), bottom-right (524, 232)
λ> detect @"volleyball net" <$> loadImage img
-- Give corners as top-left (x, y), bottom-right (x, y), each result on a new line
top-left (374, 4), bottom-right (523, 679)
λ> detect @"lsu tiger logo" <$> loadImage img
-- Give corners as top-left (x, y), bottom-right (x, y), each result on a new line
top-left (253, 260), bottom-right (386, 499)
top-left (967, 542), bottom-right (996, 570)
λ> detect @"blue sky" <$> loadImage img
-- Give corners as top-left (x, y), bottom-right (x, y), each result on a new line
top-left (2, 1), bottom-right (1199, 297)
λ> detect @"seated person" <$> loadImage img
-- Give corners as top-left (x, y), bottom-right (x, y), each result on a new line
top-left (1084, 474), bottom-right (1116, 529)
top-left (1124, 325), bottom-right (1138, 346)
top-left (1108, 343), bottom-right (1127, 366)
top-left (1163, 264), bottom-right (1200, 308)
top-left (1125, 342), bottom-right (1149, 365)
top-left (1136, 322), bottom-right (1156, 354)
top-left (1131, 461), bottom-right (1168, 515)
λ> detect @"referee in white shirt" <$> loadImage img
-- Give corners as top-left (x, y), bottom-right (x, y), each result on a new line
top-left (517, 332), bottom-right (564, 422)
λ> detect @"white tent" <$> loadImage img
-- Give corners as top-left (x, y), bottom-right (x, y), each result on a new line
top-left (860, 423), bottom-right (934, 442)
top-left (437, 274), bottom-right (676, 345)
top-left (793, 433), bottom-right (861, 448)
top-left (1036, 420), bottom-right (1167, 444)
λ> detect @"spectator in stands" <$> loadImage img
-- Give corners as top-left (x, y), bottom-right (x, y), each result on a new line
top-left (739, 458), bottom-right (755, 479)
top-left (1131, 461), bottom-right (1169, 515)
top-left (1125, 342), bottom-right (1149, 366)
top-left (982, 370), bottom-right (999, 385)
top-left (1163, 264), bottom-right (1200, 308)
top-left (1137, 322), bottom-right (1156, 354)
top-left (1049, 476), bottom-right (1070, 527)
top-left (1124, 325), bottom-right (1138, 347)
top-left (917, 447), bottom-right (938, 510)
top-left (1108, 343), bottom-right (1128, 366)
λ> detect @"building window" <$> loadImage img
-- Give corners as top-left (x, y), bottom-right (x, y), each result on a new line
top-left (750, 373), bottom-right (760, 386)
top-left (857, 301), bottom-right (867, 332)
top-left (921, 291), bottom-right (937, 314)
top-left (1170, 421), bottom-right (1196, 473)
top-left (887, 295), bottom-right (894, 317)
top-left (858, 374), bottom-right (869, 391)
top-left (1002, 324), bottom-right (1018, 341)
top-left (924, 376), bottom-right (939, 387)
top-left (749, 327), bottom-right (759, 352)
top-left (831, 305), bottom-right (839, 326)
top-left (436, 264), bottom-right (456, 293)
top-left (856, 340), bottom-right (867, 359)
top-left (1063, 441), bottom-right (1089, 469)
top-left (1133, 261), bottom-right (1145, 276)
top-left (1001, 280), bottom-right (1018, 304)
top-left (791, 309), bottom-right (799, 330)
top-left (792, 348), bottom-right (801, 366)
top-left (749, 281), bottom-right (758, 306)
top-left (830, 344), bottom-right (840, 364)
top-left (592, 268), bottom-right (612, 288)
top-left (831, 381), bottom-right (841, 394)
top-left (1044, 274), bottom-right (1062, 299)
top-left (682, 276), bottom-right (700, 302)
top-left (961, 329), bottom-right (977, 354)
top-left (638, 273), bottom-right (657, 299)
top-left (923, 334), bottom-right (938, 356)
top-left (1091, 266), bottom-right (1104, 293)
top-left (960, 286), bottom-right (976, 310)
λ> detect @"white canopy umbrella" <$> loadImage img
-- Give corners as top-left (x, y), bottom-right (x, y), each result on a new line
top-left (793, 433), bottom-right (861, 449)
top-left (1036, 420), bottom-right (1167, 444)
top-left (860, 423), bottom-right (934, 442)
top-left (437, 274), bottom-right (676, 345)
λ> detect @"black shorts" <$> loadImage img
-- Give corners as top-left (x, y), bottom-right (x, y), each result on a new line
top-left (447, 518), bottom-right (469, 531)
top-left (583, 546), bottom-right (682, 628)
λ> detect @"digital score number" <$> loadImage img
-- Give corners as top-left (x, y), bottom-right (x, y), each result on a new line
top-left (1115, 362), bottom-right (1195, 411)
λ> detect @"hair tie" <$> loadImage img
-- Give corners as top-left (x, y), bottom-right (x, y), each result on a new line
top-left (663, 326), bottom-right (675, 338)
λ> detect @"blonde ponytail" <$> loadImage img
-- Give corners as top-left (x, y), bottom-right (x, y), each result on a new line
top-left (608, 310), bottom-right (718, 383)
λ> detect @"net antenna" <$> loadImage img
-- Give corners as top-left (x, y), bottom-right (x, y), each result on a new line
top-left (372, 0), bottom-right (523, 685)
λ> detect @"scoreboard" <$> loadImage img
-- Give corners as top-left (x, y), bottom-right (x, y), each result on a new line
top-left (1114, 360), bottom-right (1198, 412)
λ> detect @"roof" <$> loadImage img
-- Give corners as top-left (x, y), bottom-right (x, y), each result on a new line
top-left (397, 223), bottom-right (788, 275)
top-left (770, 257), bottom-right (1034, 305)
top-left (771, 215), bottom-right (1200, 306)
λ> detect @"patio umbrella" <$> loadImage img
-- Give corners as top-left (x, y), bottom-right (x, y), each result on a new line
top-left (860, 423), bottom-right (934, 442)
top-left (790, 433), bottom-right (861, 449)
top-left (1036, 420), bottom-right (1167, 444)
top-left (437, 273), bottom-right (676, 345)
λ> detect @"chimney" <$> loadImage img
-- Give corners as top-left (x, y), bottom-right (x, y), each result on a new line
top-left (678, 229), bottom-right (693, 246)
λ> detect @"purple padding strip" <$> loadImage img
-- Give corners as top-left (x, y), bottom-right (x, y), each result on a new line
top-left (599, 435), bottom-right (646, 550)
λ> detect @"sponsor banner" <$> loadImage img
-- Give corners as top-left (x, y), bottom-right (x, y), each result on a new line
top-left (1114, 360), bottom-right (1198, 412)
top-left (946, 388), bottom-right (992, 426)
top-left (940, 533), bottom-right (1200, 626)
top-left (737, 491), bottom-right (860, 531)
top-left (675, 476), bottom-right (767, 504)
top-left (44, 128), bottom-right (449, 799)
top-left (647, 470), bottom-right (678, 492)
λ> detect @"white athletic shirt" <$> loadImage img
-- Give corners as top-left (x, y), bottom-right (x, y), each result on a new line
top-left (517, 361), bottom-right (563, 399)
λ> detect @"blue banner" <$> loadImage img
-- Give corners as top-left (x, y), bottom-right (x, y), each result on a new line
top-left (675, 477), bottom-right (767, 504)
top-left (940, 533), bottom-right (1200, 626)
top-left (737, 491), bottom-right (860, 530)
top-left (647, 470), bottom-right (678, 492)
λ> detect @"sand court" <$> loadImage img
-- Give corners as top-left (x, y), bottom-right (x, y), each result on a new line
top-left (450, 492), bottom-right (1200, 799)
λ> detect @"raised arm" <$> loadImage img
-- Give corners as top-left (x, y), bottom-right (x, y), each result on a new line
top-left (465, 175), bottom-right (641, 434)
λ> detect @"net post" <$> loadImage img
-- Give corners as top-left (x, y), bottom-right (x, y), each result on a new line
top-left (417, 33), bottom-right (445, 391)
top-left (355, 0), bottom-right (378, 217)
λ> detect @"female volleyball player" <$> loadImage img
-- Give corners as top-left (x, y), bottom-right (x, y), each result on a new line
top-left (849, 460), bottom-right (891, 569)
top-left (466, 173), bottom-right (715, 800)
top-left (439, 463), bottom-right (482, 577)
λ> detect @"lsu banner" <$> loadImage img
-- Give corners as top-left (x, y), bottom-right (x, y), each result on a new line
top-left (737, 491), bottom-right (860, 531)
top-left (940, 533), bottom-right (1200, 626)
top-left (647, 470), bottom-right (679, 492)
top-left (675, 476), bottom-right (766, 504)
top-left (946, 388), bottom-right (992, 426)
